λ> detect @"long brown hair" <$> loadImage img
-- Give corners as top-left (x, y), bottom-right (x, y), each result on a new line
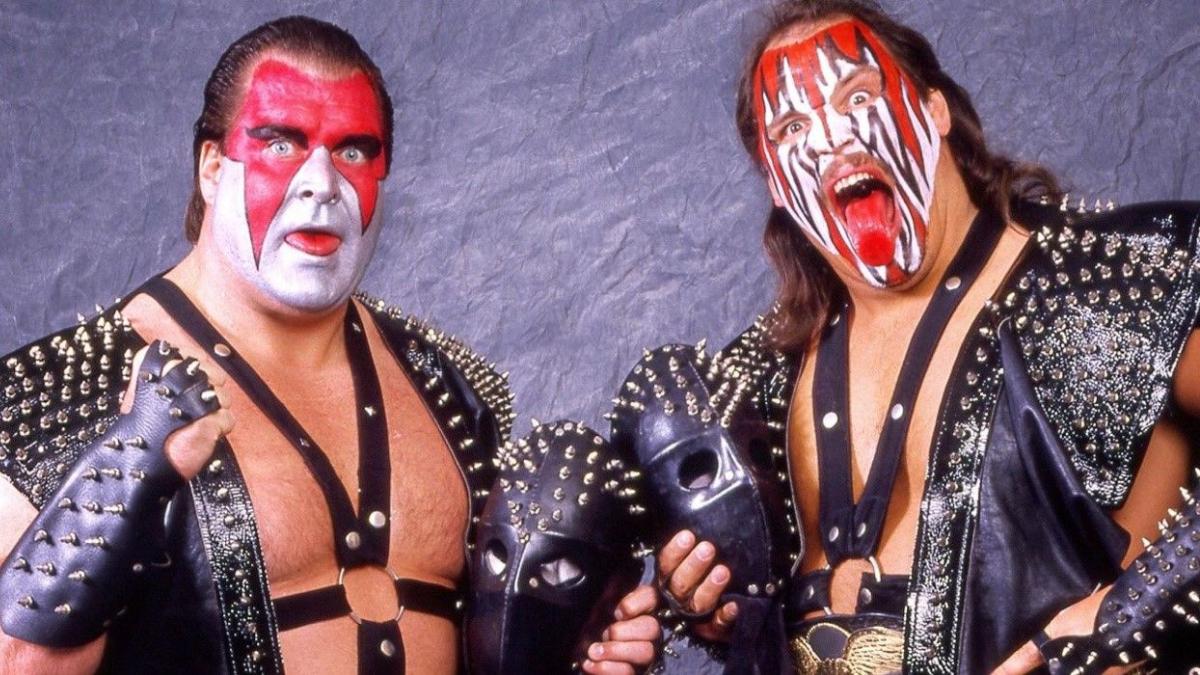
top-left (183, 16), bottom-right (394, 243)
top-left (735, 0), bottom-right (1061, 354)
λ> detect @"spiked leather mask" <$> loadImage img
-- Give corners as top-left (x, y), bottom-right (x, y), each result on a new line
top-left (610, 345), bottom-right (796, 604)
top-left (466, 421), bottom-right (642, 674)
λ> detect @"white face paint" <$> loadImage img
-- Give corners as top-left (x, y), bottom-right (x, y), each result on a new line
top-left (754, 20), bottom-right (941, 288)
top-left (210, 147), bottom-right (381, 313)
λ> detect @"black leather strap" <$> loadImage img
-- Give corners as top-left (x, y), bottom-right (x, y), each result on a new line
top-left (139, 277), bottom-right (391, 568)
top-left (0, 340), bottom-right (218, 647)
top-left (812, 209), bottom-right (1004, 564)
top-left (274, 578), bottom-right (462, 631)
top-left (138, 277), bottom-right (411, 672)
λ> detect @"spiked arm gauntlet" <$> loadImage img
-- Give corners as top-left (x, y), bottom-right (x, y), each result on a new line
top-left (0, 341), bottom-right (218, 648)
top-left (1042, 478), bottom-right (1200, 673)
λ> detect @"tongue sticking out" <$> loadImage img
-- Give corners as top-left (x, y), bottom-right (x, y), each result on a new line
top-left (842, 188), bottom-right (897, 267)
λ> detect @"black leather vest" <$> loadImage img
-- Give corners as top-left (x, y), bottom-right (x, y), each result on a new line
top-left (0, 284), bottom-right (514, 674)
top-left (716, 201), bottom-right (1200, 673)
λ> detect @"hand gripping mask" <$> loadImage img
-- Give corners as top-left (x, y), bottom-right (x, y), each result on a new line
top-left (466, 421), bottom-right (644, 674)
top-left (610, 344), bottom-right (797, 603)
top-left (610, 344), bottom-right (799, 673)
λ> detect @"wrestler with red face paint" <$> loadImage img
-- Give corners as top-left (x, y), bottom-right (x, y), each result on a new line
top-left (652, 2), bottom-right (1200, 673)
top-left (0, 16), bottom-right (657, 675)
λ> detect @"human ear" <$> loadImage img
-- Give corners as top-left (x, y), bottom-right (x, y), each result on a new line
top-left (927, 89), bottom-right (951, 137)
top-left (197, 140), bottom-right (223, 205)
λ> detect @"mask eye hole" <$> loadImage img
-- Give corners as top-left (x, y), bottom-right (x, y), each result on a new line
top-left (538, 557), bottom-right (584, 588)
top-left (678, 449), bottom-right (718, 490)
top-left (484, 541), bottom-right (508, 577)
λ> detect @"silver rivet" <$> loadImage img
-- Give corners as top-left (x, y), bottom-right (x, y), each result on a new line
top-left (822, 412), bottom-right (838, 429)
top-left (804, 585), bottom-right (814, 600)
top-left (213, 343), bottom-right (232, 358)
top-left (368, 511), bottom-right (387, 528)
top-left (856, 522), bottom-right (867, 538)
top-left (364, 406), bottom-right (376, 417)
top-left (380, 639), bottom-right (396, 657)
top-left (890, 404), bottom-right (904, 420)
top-left (748, 583), bottom-right (759, 595)
top-left (944, 276), bottom-right (962, 291)
top-left (830, 314), bottom-right (841, 326)
top-left (528, 576), bottom-right (540, 588)
top-left (860, 588), bottom-right (873, 605)
top-left (345, 531), bottom-right (361, 550)
top-left (829, 526), bottom-right (840, 542)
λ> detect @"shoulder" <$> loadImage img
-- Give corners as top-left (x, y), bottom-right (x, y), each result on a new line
top-left (1008, 197), bottom-right (1200, 506)
top-left (354, 291), bottom-right (515, 442)
top-left (0, 304), bottom-right (144, 508)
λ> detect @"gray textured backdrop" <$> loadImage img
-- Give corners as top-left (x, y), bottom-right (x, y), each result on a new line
top-left (3, 0), bottom-right (1200, 435)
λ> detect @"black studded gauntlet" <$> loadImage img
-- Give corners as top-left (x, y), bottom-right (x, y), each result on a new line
top-left (1042, 478), bottom-right (1200, 673)
top-left (0, 340), bottom-right (218, 648)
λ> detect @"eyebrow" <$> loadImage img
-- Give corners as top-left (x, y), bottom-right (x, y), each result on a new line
top-left (333, 134), bottom-right (383, 158)
top-left (246, 125), bottom-right (309, 148)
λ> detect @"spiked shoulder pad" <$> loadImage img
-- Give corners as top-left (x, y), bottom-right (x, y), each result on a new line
top-left (717, 309), bottom-right (798, 421)
top-left (0, 307), bottom-right (143, 508)
top-left (354, 292), bottom-right (515, 441)
top-left (1007, 200), bottom-right (1200, 506)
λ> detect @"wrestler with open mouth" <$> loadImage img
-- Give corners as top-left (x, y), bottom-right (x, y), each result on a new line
top-left (753, 18), bottom-right (942, 289)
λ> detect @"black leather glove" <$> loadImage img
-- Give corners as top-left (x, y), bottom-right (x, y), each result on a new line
top-left (0, 340), bottom-right (219, 647)
top-left (1042, 475), bottom-right (1200, 673)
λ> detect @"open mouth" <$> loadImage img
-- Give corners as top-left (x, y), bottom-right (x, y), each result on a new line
top-left (285, 229), bottom-right (343, 257)
top-left (825, 167), bottom-right (899, 268)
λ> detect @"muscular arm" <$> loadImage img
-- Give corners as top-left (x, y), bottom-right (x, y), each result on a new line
top-left (0, 481), bottom-right (105, 675)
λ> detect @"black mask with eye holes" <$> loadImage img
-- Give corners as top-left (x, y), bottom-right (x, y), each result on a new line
top-left (466, 421), bottom-right (644, 675)
top-left (609, 344), bottom-right (799, 607)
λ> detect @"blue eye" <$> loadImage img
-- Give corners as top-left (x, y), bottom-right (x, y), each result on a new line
top-left (268, 140), bottom-right (292, 155)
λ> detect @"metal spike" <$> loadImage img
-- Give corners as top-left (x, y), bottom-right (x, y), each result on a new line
top-left (54, 603), bottom-right (71, 616)
top-left (17, 596), bottom-right (35, 609)
top-left (68, 570), bottom-right (88, 582)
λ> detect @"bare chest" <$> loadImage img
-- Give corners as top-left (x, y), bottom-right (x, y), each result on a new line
top-left (233, 352), bottom-right (469, 594)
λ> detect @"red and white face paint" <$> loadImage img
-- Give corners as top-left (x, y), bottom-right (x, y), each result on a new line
top-left (210, 58), bottom-right (387, 311)
top-left (753, 20), bottom-right (941, 288)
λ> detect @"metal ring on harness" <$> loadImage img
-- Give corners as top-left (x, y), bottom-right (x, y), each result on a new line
top-left (338, 565), bottom-right (407, 626)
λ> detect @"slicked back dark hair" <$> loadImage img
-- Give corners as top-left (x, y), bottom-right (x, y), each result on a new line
top-left (183, 15), bottom-right (394, 243)
top-left (734, 0), bottom-right (1061, 354)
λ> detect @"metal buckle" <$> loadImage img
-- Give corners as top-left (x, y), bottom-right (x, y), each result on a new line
top-left (338, 565), bottom-right (406, 625)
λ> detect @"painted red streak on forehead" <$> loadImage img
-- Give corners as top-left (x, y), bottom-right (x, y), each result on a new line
top-left (752, 19), bottom-right (927, 172)
top-left (225, 59), bottom-right (386, 261)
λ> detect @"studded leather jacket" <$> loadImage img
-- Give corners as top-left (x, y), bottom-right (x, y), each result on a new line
top-left (0, 283), bottom-right (514, 674)
top-left (715, 201), bottom-right (1200, 673)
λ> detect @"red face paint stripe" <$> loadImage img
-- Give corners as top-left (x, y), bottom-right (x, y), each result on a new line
top-left (225, 59), bottom-right (386, 262)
